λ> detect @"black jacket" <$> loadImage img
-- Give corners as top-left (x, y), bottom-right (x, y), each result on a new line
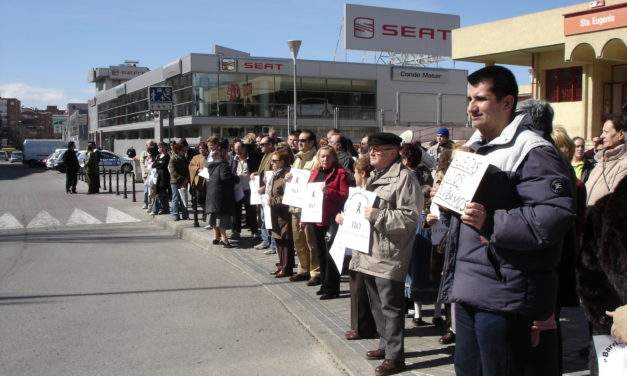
top-left (154, 153), bottom-right (170, 191)
top-left (63, 149), bottom-right (79, 173)
top-left (205, 160), bottom-right (238, 215)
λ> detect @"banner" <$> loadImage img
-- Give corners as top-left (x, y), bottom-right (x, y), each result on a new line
top-left (300, 182), bottom-right (325, 223)
top-left (432, 151), bottom-right (490, 215)
top-left (282, 168), bottom-right (312, 208)
top-left (339, 187), bottom-right (376, 254)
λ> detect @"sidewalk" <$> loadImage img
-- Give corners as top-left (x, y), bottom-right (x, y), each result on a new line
top-left (123, 181), bottom-right (591, 376)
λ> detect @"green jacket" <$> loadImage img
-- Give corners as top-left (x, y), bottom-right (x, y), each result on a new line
top-left (168, 154), bottom-right (188, 186)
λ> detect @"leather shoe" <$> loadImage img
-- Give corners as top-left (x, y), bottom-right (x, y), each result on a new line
top-left (319, 292), bottom-right (339, 300)
top-left (315, 289), bottom-right (325, 296)
top-left (306, 276), bottom-right (321, 286)
top-left (345, 330), bottom-right (360, 340)
top-left (365, 349), bottom-right (385, 360)
top-left (289, 273), bottom-right (310, 282)
top-left (412, 318), bottom-right (429, 327)
top-left (439, 330), bottom-right (455, 345)
top-left (374, 359), bottom-right (406, 376)
top-left (432, 317), bottom-right (446, 328)
top-left (270, 270), bottom-right (280, 275)
top-left (275, 270), bottom-right (293, 278)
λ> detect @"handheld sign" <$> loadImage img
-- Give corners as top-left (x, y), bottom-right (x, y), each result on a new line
top-left (300, 182), bottom-right (324, 223)
top-left (282, 168), bottom-right (311, 207)
top-left (261, 194), bottom-right (273, 230)
top-left (432, 151), bottom-right (490, 215)
top-left (339, 187), bottom-right (377, 253)
top-left (593, 335), bottom-right (626, 376)
top-left (249, 175), bottom-right (261, 205)
top-left (329, 227), bottom-right (347, 274)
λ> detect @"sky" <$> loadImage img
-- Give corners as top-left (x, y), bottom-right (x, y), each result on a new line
top-left (0, 0), bottom-right (585, 110)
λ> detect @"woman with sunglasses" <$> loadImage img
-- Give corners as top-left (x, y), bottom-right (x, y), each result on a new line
top-left (267, 149), bottom-right (295, 277)
top-left (303, 146), bottom-right (351, 300)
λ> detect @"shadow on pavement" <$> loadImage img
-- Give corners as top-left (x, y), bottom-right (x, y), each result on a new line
top-left (0, 163), bottom-right (50, 180)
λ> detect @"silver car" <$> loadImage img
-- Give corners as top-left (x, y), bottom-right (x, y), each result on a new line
top-left (77, 150), bottom-right (134, 173)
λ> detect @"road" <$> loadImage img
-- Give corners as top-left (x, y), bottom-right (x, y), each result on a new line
top-left (0, 162), bottom-right (342, 376)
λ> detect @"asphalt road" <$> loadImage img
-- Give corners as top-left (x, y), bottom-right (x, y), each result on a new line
top-left (0, 162), bottom-right (342, 376)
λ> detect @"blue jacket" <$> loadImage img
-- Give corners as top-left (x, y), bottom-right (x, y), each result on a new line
top-left (438, 116), bottom-right (575, 319)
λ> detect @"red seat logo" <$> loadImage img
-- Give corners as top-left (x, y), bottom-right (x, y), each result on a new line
top-left (354, 17), bottom-right (374, 39)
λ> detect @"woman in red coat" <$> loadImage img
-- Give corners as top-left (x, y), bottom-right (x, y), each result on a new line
top-left (303, 146), bottom-right (351, 300)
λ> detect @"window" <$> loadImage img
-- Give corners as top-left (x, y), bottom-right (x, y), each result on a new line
top-left (546, 67), bottom-right (582, 102)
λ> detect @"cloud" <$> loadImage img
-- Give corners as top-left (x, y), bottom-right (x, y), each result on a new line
top-left (0, 82), bottom-right (66, 105)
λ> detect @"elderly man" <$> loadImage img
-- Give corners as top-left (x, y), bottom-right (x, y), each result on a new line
top-left (347, 132), bottom-right (422, 376)
top-left (287, 130), bottom-right (320, 285)
top-left (438, 66), bottom-right (574, 376)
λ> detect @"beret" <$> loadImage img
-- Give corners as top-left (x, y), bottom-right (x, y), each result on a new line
top-left (368, 132), bottom-right (402, 146)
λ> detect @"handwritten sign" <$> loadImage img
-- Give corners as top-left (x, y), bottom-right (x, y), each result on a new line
top-left (339, 187), bottom-right (376, 253)
top-left (282, 168), bottom-right (311, 208)
top-left (261, 194), bottom-right (273, 230)
top-left (432, 151), bottom-right (489, 215)
top-left (249, 175), bottom-right (261, 205)
top-left (300, 182), bottom-right (324, 223)
top-left (593, 335), bottom-right (627, 376)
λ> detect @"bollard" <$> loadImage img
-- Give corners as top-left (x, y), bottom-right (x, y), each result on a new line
top-left (192, 187), bottom-right (199, 227)
top-left (123, 172), bottom-right (128, 199)
top-left (131, 174), bottom-right (136, 202)
top-left (116, 170), bottom-right (120, 195)
top-left (108, 170), bottom-right (112, 193)
top-left (102, 167), bottom-right (107, 191)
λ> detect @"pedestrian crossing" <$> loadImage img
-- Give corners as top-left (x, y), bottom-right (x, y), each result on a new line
top-left (0, 207), bottom-right (141, 230)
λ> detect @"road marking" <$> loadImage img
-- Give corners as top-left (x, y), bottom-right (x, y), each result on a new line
top-left (66, 208), bottom-right (102, 226)
top-left (27, 211), bottom-right (62, 228)
top-left (0, 213), bottom-right (24, 229)
top-left (105, 207), bottom-right (140, 224)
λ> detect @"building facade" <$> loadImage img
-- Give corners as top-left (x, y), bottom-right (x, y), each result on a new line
top-left (0, 97), bottom-right (21, 147)
top-left (89, 49), bottom-right (469, 151)
top-left (452, 0), bottom-right (626, 140)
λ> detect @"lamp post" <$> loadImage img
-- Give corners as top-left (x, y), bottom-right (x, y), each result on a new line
top-left (287, 40), bottom-right (301, 132)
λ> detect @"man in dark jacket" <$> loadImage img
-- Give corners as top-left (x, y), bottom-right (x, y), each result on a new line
top-left (63, 141), bottom-right (80, 194)
top-left (438, 66), bottom-right (575, 376)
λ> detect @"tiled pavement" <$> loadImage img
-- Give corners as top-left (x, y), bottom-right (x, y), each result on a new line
top-left (40, 169), bottom-right (592, 375)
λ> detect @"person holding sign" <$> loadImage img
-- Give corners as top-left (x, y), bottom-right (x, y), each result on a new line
top-left (267, 149), bottom-right (295, 278)
top-left (437, 66), bottom-right (575, 376)
top-left (302, 146), bottom-right (350, 300)
top-left (287, 130), bottom-right (321, 286)
top-left (348, 132), bottom-right (422, 376)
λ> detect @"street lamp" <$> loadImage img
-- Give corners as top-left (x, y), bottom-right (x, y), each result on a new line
top-left (287, 40), bottom-right (301, 132)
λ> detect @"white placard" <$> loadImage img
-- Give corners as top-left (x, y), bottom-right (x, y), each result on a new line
top-left (198, 167), bottom-right (209, 179)
top-left (249, 175), bottom-right (261, 205)
top-left (329, 226), bottom-right (347, 274)
top-left (432, 151), bottom-right (490, 215)
top-left (300, 182), bottom-right (325, 223)
top-left (261, 194), bottom-right (272, 230)
top-left (593, 335), bottom-right (627, 376)
top-left (264, 170), bottom-right (274, 191)
top-left (340, 187), bottom-right (377, 254)
top-left (282, 168), bottom-right (312, 208)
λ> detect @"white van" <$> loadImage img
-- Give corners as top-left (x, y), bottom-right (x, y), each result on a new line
top-left (22, 139), bottom-right (67, 167)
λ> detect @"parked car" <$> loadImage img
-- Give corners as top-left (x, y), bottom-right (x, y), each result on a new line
top-left (9, 151), bottom-right (23, 163)
top-left (74, 149), bottom-right (134, 173)
top-left (46, 148), bottom-right (67, 169)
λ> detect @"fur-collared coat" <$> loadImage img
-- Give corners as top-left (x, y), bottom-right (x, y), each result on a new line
top-left (576, 176), bottom-right (627, 333)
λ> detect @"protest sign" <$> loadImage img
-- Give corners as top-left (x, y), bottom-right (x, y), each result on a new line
top-left (339, 187), bottom-right (376, 253)
top-left (198, 167), bottom-right (209, 180)
top-left (300, 182), bottom-right (324, 223)
top-left (282, 168), bottom-right (311, 207)
top-left (249, 175), bottom-right (261, 205)
top-left (329, 227), bottom-right (347, 273)
top-left (593, 335), bottom-right (626, 376)
top-left (261, 194), bottom-right (272, 230)
top-left (432, 151), bottom-right (490, 215)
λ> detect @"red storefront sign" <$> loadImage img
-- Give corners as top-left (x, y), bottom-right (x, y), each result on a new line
top-left (564, 3), bottom-right (627, 36)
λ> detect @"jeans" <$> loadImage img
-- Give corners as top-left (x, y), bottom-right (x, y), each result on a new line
top-left (454, 303), bottom-right (532, 376)
top-left (258, 205), bottom-right (276, 249)
top-left (153, 188), bottom-right (169, 215)
top-left (170, 183), bottom-right (188, 219)
top-left (143, 184), bottom-right (149, 207)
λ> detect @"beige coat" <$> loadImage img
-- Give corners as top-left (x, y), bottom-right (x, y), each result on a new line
top-left (586, 143), bottom-right (627, 206)
top-left (349, 160), bottom-right (422, 282)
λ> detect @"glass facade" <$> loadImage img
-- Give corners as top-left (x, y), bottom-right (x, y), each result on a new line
top-left (98, 71), bottom-right (376, 128)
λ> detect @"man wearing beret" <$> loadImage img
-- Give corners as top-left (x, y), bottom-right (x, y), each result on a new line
top-left (347, 132), bottom-right (422, 376)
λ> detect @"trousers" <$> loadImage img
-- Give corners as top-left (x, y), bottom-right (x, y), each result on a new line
top-left (364, 274), bottom-right (405, 361)
top-left (292, 212), bottom-right (320, 277)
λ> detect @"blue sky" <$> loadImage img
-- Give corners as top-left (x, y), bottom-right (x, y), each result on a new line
top-left (0, 0), bottom-right (584, 109)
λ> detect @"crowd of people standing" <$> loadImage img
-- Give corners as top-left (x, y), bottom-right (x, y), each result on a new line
top-left (63, 64), bottom-right (626, 376)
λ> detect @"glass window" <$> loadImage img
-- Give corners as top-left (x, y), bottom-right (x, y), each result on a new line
top-left (301, 77), bottom-right (325, 91)
top-left (545, 67), bottom-right (582, 102)
top-left (326, 79), bottom-right (351, 91)
top-left (352, 80), bottom-right (376, 93)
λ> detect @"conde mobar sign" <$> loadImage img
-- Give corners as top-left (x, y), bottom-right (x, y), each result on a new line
top-left (391, 67), bottom-right (449, 83)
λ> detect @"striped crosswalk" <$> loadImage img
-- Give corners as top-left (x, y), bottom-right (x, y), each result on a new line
top-left (0, 207), bottom-right (141, 230)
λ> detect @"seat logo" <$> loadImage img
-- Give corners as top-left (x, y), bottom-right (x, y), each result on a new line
top-left (354, 17), bottom-right (375, 39)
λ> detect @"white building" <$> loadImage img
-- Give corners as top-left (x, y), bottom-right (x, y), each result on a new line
top-left (88, 47), bottom-right (469, 152)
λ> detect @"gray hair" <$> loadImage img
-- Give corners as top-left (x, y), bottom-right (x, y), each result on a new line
top-left (516, 99), bottom-right (554, 142)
